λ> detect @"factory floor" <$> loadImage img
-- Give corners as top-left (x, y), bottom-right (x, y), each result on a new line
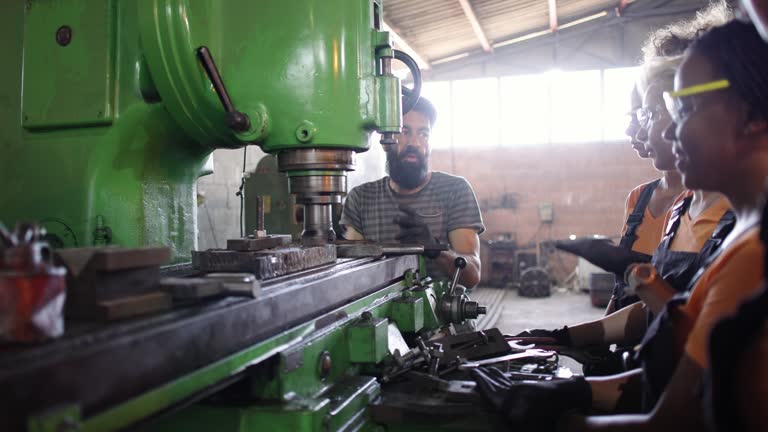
top-left (472, 286), bottom-right (605, 373)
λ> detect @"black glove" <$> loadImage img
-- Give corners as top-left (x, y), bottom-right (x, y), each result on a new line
top-left (394, 204), bottom-right (441, 258)
top-left (471, 366), bottom-right (592, 431)
top-left (554, 237), bottom-right (651, 275)
top-left (514, 326), bottom-right (572, 346)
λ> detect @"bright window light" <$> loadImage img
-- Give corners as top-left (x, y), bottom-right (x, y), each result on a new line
top-left (603, 67), bottom-right (640, 141)
top-left (418, 66), bottom-right (640, 148)
top-left (452, 78), bottom-right (500, 148)
top-left (420, 81), bottom-right (452, 150)
top-left (500, 74), bottom-right (550, 146)
top-left (550, 70), bottom-right (602, 143)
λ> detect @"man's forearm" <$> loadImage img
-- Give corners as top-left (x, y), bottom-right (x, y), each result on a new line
top-left (436, 249), bottom-right (481, 288)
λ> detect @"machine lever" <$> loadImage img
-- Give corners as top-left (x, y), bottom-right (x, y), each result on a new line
top-left (449, 257), bottom-right (467, 296)
top-left (196, 46), bottom-right (251, 132)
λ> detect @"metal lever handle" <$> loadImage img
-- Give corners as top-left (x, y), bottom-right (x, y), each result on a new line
top-left (450, 257), bottom-right (467, 296)
top-left (196, 46), bottom-right (250, 132)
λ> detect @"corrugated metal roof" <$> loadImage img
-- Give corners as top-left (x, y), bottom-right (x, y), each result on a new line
top-left (384, 0), bottom-right (621, 62)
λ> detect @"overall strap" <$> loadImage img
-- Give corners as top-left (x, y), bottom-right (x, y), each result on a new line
top-left (697, 209), bottom-right (737, 260)
top-left (620, 179), bottom-right (662, 250)
top-left (656, 195), bottom-right (693, 253)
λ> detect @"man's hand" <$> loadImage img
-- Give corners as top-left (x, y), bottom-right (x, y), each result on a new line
top-left (394, 205), bottom-right (441, 258)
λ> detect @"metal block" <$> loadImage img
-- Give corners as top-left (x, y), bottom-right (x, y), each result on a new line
top-left (96, 292), bottom-right (172, 321)
top-left (336, 242), bottom-right (447, 258)
top-left (347, 313), bottom-right (388, 364)
top-left (55, 247), bottom-right (171, 320)
top-left (160, 273), bottom-right (260, 300)
top-left (226, 235), bottom-right (292, 251)
top-left (412, 286), bottom-right (441, 330)
top-left (192, 245), bottom-right (336, 279)
top-left (390, 294), bottom-right (424, 333)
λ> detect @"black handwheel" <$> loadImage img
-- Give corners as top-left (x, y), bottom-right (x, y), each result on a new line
top-left (394, 50), bottom-right (422, 114)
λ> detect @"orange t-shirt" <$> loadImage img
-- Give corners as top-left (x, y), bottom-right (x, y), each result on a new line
top-left (662, 192), bottom-right (731, 253)
top-left (620, 181), bottom-right (666, 255)
top-left (736, 321), bottom-right (768, 431)
top-left (683, 226), bottom-right (764, 368)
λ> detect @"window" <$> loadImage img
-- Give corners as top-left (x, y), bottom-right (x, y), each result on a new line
top-left (550, 70), bottom-right (602, 143)
top-left (451, 78), bottom-right (500, 148)
top-left (603, 67), bottom-right (640, 141)
top-left (417, 66), bottom-right (638, 147)
top-left (500, 74), bottom-right (549, 145)
top-left (420, 81), bottom-right (452, 149)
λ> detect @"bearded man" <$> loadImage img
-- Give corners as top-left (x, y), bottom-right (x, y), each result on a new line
top-left (340, 97), bottom-right (484, 287)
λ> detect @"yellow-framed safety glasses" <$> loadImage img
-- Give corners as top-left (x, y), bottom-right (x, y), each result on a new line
top-left (663, 79), bottom-right (731, 123)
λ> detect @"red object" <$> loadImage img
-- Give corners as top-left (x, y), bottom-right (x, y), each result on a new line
top-left (0, 270), bottom-right (66, 342)
top-left (0, 224), bottom-right (67, 342)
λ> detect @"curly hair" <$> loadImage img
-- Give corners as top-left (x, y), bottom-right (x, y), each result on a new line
top-left (637, 55), bottom-right (684, 96)
top-left (689, 20), bottom-right (768, 122)
top-left (641, 0), bottom-right (734, 64)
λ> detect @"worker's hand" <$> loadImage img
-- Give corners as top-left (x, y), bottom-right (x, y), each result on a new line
top-left (554, 238), bottom-right (651, 275)
top-left (471, 366), bottom-right (592, 430)
top-left (394, 205), bottom-right (441, 258)
top-left (514, 326), bottom-right (572, 346)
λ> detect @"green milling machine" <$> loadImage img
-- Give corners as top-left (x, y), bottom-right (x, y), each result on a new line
top-left (0, 1), bottom-right (568, 431)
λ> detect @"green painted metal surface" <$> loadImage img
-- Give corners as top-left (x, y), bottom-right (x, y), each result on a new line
top-left (390, 293), bottom-right (424, 333)
top-left (149, 377), bottom-right (381, 432)
top-left (52, 273), bottom-right (411, 431)
top-left (22, 0), bottom-right (115, 129)
top-left (0, 0), bottom-right (401, 261)
top-left (348, 315), bottom-right (389, 364)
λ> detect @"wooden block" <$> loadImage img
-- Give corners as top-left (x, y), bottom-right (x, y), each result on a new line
top-left (96, 292), bottom-right (172, 321)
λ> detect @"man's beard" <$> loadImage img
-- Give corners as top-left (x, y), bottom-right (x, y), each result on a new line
top-left (387, 146), bottom-right (429, 190)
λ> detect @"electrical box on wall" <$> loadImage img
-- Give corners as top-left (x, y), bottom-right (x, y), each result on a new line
top-left (538, 202), bottom-right (553, 223)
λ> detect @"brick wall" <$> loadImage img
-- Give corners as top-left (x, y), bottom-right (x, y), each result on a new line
top-left (430, 141), bottom-right (659, 281)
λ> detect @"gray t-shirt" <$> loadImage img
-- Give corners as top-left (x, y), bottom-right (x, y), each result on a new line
top-left (341, 171), bottom-right (485, 277)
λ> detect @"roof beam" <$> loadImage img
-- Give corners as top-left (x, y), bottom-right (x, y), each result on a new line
top-left (548, 0), bottom-right (558, 30)
top-left (382, 21), bottom-right (431, 70)
top-left (457, 0), bottom-right (492, 52)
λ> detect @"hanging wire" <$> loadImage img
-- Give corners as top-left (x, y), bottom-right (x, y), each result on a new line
top-left (235, 146), bottom-right (248, 238)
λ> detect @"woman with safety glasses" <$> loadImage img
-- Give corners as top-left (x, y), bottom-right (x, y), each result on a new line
top-left (516, 2), bottom-right (734, 378)
top-left (476, 22), bottom-right (768, 432)
top-left (580, 19), bottom-right (768, 431)
top-left (496, 54), bottom-right (735, 425)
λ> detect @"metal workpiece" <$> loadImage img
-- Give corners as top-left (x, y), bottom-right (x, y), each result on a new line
top-left (226, 235), bottom-right (292, 252)
top-left (192, 244), bottom-right (336, 278)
